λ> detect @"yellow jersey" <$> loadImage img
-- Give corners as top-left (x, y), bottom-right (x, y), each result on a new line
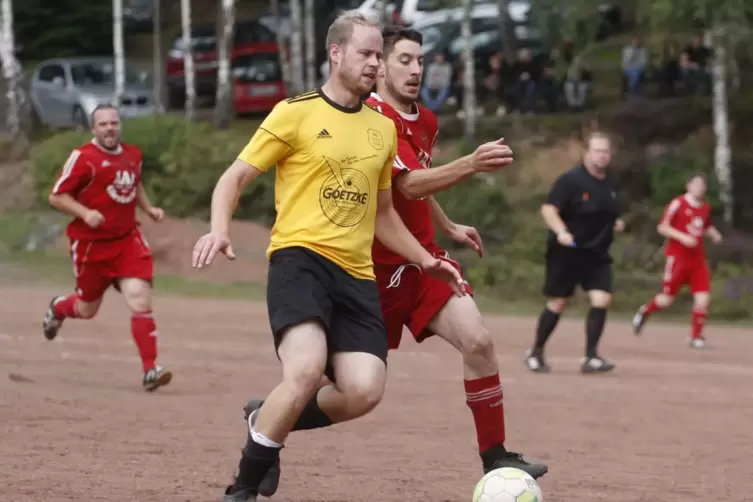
top-left (238, 89), bottom-right (398, 280)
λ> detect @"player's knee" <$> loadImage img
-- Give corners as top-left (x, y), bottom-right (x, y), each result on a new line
top-left (284, 360), bottom-right (327, 401)
top-left (656, 294), bottom-right (674, 308)
top-left (339, 378), bottom-right (385, 416)
top-left (77, 300), bottom-right (100, 319)
top-left (589, 291), bottom-right (612, 308)
top-left (693, 292), bottom-right (710, 309)
top-left (460, 326), bottom-right (494, 360)
top-left (546, 298), bottom-right (568, 313)
top-left (121, 281), bottom-right (152, 313)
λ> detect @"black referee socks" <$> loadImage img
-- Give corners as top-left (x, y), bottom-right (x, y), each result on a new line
top-left (586, 307), bottom-right (608, 358)
top-left (534, 308), bottom-right (561, 352)
top-left (292, 392), bottom-right (335, 431)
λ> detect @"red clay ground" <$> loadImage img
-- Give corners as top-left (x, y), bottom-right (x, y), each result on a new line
top-left (1, 284), bottom-right (751, 502)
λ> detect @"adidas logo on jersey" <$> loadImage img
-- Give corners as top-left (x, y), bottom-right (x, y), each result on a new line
top-left (317, 129), bottom-right (332, 139)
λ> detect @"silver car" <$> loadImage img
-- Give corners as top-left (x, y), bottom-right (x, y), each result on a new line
top-left (30, 57), bottom-right (155, 129)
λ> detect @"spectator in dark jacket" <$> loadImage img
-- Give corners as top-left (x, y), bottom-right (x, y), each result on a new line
top-left (513, 48), bottom-right (538, 114)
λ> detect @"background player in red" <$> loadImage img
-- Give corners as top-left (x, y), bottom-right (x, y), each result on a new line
top-left (366, 26), bottom-right (547, 478)
top-left (42, 105), bottom-right (172, 391)
top-left (632, 174), bottom-right (723, 348)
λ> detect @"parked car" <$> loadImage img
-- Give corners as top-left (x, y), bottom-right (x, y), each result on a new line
top-left (232, 50), bottom-right (287, 115)
top-left (29, 57), bottom-right (155, 129)
top-left (165, 20), bottom-right (278, 109)
top-left (356, 0), bottom-right (496, 26)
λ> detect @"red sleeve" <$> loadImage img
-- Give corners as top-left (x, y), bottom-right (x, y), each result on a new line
top-left (391, 136), bottom-right (423, 178)
top-left (51, 148), bottom-right (92, 196)
top-left (660, 197), bottom-right (682, 227)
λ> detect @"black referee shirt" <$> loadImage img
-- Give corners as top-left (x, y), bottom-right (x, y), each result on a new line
top-left (546, 164), bottom-right (620, 256)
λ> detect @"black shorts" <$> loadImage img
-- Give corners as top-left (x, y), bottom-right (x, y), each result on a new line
top-left (266, 246), bottom-right (387, 380)
top-left (543, 248), bottom-right (613, 298)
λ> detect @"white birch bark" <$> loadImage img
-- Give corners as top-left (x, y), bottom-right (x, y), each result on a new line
top-left (152, 0), bottom-right (163, 113)
top-left (0, 0), bottom-right (24, 140)
top-left (180, 0), bottom-right (195, 120)
top-left (270, 0), bottom-right (292, 94)
top-left (289, 0), bottom-right (304, 95)
top-left (113, 0), bottom-right (126, 106)
top-left (461, 0), bottom-right (476, 137)
top-left (711, 27), bottom-right (733, 225)
top-left (214, 0), bottom-right (235, 128)
top-left (303, 0), bottom-right (315, 90)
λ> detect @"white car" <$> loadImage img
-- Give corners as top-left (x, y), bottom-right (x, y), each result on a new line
top-left (356, 0), bottom-right (498, 26)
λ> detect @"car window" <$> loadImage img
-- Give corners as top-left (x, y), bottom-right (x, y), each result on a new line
top-left (232, 53), bottom-right (282, 82)
top-left (448, 31), bottom-right (499, 55)
top-left (234, 22), bottom-right (276, 45)
top-left (70, 62), bottom-right (142, 86)
top-left (38, 64), bottom-right (65, 82)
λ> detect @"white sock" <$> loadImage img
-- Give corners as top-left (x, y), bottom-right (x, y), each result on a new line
top-left (250, 426), bottom-right (283, 449)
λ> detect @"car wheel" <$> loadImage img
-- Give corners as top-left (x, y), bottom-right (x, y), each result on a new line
top-left (72, 106), bottom-right (88, 131)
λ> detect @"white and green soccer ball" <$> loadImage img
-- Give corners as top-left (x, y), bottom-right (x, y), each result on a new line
top-left (472, 467), bottom-right (544, 502)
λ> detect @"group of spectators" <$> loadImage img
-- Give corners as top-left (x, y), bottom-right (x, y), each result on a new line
top-left (622, 34), bottom-right (712, 98)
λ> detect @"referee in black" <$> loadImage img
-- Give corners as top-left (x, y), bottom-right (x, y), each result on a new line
top-left (525, 132), bottom-right (625, 374)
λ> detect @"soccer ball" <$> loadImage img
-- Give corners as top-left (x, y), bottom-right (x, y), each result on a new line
top-left (472, 467), bottom-right (544, 502)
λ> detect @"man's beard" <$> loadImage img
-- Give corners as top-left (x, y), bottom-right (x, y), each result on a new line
top-left (386, 79), bottom-right (416, 106)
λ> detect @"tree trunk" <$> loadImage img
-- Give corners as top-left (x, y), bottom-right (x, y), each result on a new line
top-left (180, 0), bottom-right (195, 120)
top-left (711, 28), bottom-right (733, 225)
top-left (214, 0), bottom-right (235, 129)
top-left (152, 0), bottom-right (163, 113)
top-left (289, 0), bottom-right (304, 95)
top-left (303, 0), bottom-right (315, 90)
top-left (497, 0), bottom-right (517, 61)
top-left (461, 0), bottom-right (476, 138)
top-left (113, 0), bottom-right (125, 107)
top-left (0, 0), bottom-right (26, 146)
top-left (270, 0), bottom-right (292, 95)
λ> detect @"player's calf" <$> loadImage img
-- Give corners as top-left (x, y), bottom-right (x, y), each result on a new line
top-left (633, 294), bottom-right (674, 335)
top-left (42, 295), bottom-right (100, 340)
top-left (689, 292), bottom-right (710, 348)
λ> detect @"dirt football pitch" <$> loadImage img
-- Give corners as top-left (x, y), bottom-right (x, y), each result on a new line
top-left (1, 284), bottom-right (751, 502)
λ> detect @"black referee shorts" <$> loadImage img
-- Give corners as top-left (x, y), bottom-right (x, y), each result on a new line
top-left (266, 246), bottom-right (387, 381)
top-left (542, 248), bottom-right (613, 298)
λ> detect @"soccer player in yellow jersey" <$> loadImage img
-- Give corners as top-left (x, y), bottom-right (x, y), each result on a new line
top-left (192, 11), bottom-right (465, 502)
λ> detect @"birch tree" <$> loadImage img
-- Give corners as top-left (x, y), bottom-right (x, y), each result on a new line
top-left (710, 27), bottom-right (732, 224)
top-left (152, 0), bottom-right (163, 113)
top-left (496, 0), bottom-right (518, 61)
top-left (288, 0), bottom-right (304, 95)
top-left (180, 0), bottom-right (195, 120)
top-left (214, 0), bottom-right (235, 129)
top-left (460, 0), bottom-right (476, 137)
top-left (0, 0), bottom-right (26, 145)
top-left (303, 0), bottom-right (315, 90)
top-left (270, 0), bottom-right (292, 94)
top-left (113, 0), bottom-right (125, 107)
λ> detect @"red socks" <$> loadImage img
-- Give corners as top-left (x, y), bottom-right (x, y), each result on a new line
top-left (131, 312), bottom-right (158, 372)
top-left (53, 294), bottom-right (82, 319)
top-left (465, 374), bottom-right (506, 453)
top-left (642, 297), bottom-right (662, 317)
top-left (691, 306), bottom-right (707, 340)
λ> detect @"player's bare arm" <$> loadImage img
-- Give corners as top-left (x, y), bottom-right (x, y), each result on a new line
top-left (192, 159), bottom-right (263, 267)
top-left (657, 219), bottom-right (697, 247)
top-left (614, 218), bottom-right (626, 232)
top-left (395, 139), bottom-right (513, 200)
top-left (540, 204), bottom-right (574, 247)
top-left (48, 192), bottom-right (104, 229)
top-left (136, 184), bottom-right (164, 222)
top-left (375, 187), bottom-right (465, 295)
top-left (706, 225), bottom-right (723, 243)
top-left (428, 196), bottom-right (483, 256)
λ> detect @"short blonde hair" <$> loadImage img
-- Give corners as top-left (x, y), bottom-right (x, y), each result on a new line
top-left (325, 10), bottom-right (381, 54)
top-left (585, 130), bottom-right (611, 149)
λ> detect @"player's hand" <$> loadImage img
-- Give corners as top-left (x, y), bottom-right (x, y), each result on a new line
top-left (613, 219), bottom-right (625, 233)
top-left (420, 257), bottom-right (466, 297)
top-left (83, 210), bottom-right (105, 228)
top-left (471, 138), bottom-right (514, 173)
top-left (192, 232), bottom-right (236, 268)
top-left (680, 234), bottom-right (698, 248)
top-left (147, 207), bottom-right (165, 223)
top-left (556, 230), bottom-right (575, 247)
top-left (710, 232), bottom-right (723, 244)
top-left (446, 223), bottom-right (483, 257)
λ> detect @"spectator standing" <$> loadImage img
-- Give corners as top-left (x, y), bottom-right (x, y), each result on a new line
top-left (683, 35), bottom-right (712, 95)
top-left (622, 36), bottom-right (647, 96)
top-left (513, 48), bottom-right (538, 114)
top-left (420, 51), bottom-right (453, 112)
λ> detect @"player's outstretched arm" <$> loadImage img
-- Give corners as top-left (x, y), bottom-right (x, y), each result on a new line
top-left (541, 204), bottom-right (574, 247)
top-left (375, 188), bottom-right (465, 296)
top-left (395, 138), bottom-right (513, 200)
top-left (706, 225), bottom-right (723, 243)
top-left (428, 196), bottom-right (483, 256)
top-left (136, 184), bottom-right (164, 222)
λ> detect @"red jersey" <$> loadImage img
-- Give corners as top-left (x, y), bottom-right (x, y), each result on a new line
top-left (51, 140), bottom-right (143, 241)
top-left (660, 194), bottom-right (711, 259)
top-left (366, 94), bottom-right (443, 265)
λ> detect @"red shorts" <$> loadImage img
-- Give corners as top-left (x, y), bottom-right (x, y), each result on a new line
top-left (662, 254), bottom-right (710, 296)
top-left (375, 252), bottom-right (472, 350)
top-left (70, 229), bottom-right (153, 302)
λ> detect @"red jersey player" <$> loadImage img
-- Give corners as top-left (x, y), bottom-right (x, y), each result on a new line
top-left (632, 174), bottom-right (723, 348)
top-left (42, 105), bottom-right (172, 391)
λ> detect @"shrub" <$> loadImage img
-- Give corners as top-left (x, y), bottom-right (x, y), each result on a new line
top-left (30, 116), bottom-right (277, 224)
